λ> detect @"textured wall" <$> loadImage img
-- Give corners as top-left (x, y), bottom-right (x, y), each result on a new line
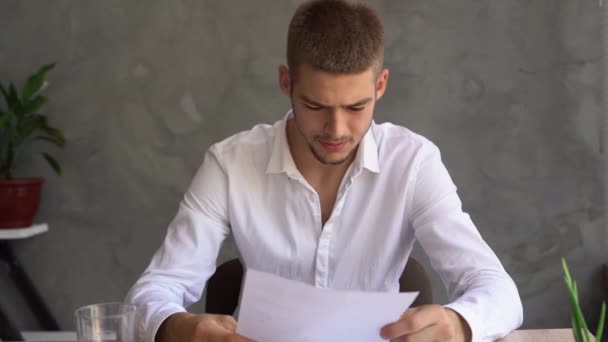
top-left (0, 0), bottom-right (605, 332)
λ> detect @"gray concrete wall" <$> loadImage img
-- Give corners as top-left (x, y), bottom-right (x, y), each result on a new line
top-left (0, 0), bottom-right (605, 332)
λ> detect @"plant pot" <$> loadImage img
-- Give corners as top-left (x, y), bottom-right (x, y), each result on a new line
top-left (0, 177), bottom-right (44, 228)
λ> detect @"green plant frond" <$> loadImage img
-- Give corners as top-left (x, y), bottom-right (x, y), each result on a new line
top-left (11, 114), bottom-right (47, 146)
top-left (7, 83), bottom-right (23, 115)
top-left (40, 125), bottom-right (66, 146)
top-left (564, 276), bottom-right (574, 294)
top-left (2, 144), bottom-right (16, 179)
top-left (572, 302), bottom-right (588, 342)
top-left (0, 111), bottom-right (10, 130)
top-left (33, 134), bottom-right (65, 147)
top-left (573, 283), bottom-right (591, 341)
top-left (0, 81), bottom-right (7, 100)
top-left (563, 258), bottom-right (600, 342)
top-left (562, 258), bottom-right (575, 286)
top-left (572, 315), bottom-right (584, 342)
top-left (41, 152), bottom-right (61, 175)
top-left (23, 95), bottom-right (48, 114)
top-left (22, 63), bottom-right (55, 101)
top-left (38, 63), bottom-right (56, 74)
top-left (596, 301), bottom-right (606, 342)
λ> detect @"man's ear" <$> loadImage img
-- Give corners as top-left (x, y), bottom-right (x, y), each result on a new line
top-left (279, 65), bottom-right (291, 96)
top-left (375, 68), bottom-right (390, 100)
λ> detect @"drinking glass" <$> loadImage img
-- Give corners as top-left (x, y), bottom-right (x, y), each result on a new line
top-left (75, 302), bottom-right (136, 342)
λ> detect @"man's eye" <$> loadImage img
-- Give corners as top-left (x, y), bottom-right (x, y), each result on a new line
top-left (305, 105), bottom-right (323, 111)
top-left (349, 107), bottom-right (365, 112)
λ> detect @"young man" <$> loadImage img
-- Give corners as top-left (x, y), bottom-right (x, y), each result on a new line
top-left (126, 1), bottom-right (523, 341)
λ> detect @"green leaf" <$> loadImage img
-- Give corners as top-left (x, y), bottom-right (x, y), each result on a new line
top-left (41, 152), bottom-right (61, 175)
top-left (572, 316), bottom-right (583, 342)
top-left (596, 301), bottom-right (605, 342)
top-left (2, 142), bottom-right (16, 179)
top-left (7, 83), bottom-right (23, 115)
top-left (562, 259), bottom-right (573, 285)
top-left (0, 111), bottom-right (11, 130)
top-left (23, 95), bottom-right (47, 114)
top-left (33, 134), bottom-right (65, 147)
top-left (11, 114), bottom-right (46, 146)
top-left (39, 125), bottom-right (66, 147)
top-left (573, 282), bottom-right (591, 342)
top-left (22, 63), bottom-right (55, 101)
top-left (563, 259), bottom-right (590, 342)
top-left (0, 81), bottom-right (7, 102)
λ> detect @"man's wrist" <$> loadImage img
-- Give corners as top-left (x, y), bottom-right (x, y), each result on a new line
top-left (445, 308), bottom-right (472, 342)
top-left (156, 312), bottom-right (193, 342)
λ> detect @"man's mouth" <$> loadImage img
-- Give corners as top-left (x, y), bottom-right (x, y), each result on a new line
top-left (319, 141), bottom-right (347, 152)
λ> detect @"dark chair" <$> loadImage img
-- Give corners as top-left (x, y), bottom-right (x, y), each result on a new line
top-left (205, 257), bottom-right (433, 315)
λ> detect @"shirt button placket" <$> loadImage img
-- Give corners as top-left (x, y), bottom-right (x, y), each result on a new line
top-left (308, 190), bottom-right (328, 288)
top-left (315, 228), bottom-right (331, 288)
top-left (313, 183), bottom-right (352, 288)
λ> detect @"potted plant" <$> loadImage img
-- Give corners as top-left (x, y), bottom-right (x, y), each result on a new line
top-left (562, 258), bottom-right (606, 341)
top-left (0, 63), bottom-right (65, 228)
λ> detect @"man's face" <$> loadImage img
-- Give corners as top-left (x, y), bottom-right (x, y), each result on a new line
top-left (279, 63), bottom-right (389, 165)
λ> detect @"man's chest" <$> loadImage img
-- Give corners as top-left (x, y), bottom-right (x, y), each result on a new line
top-left (226, 173), bottom-right (413, 283)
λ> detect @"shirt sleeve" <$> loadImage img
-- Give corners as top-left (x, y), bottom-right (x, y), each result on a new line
top-left (124, 146), bottom-right (231, 342)
top-left (408, 143), bottom-right (524, 342)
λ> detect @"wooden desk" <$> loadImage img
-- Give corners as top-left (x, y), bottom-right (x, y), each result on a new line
top-left (499, 329), bottom-right (575, 341)
top-left (11, 329), bottom-right (576, 342)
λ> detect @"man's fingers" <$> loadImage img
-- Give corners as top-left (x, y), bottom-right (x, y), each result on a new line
top-left (229, 334), bottom-right (256, 342)
top-left (380, 305), bottom-right (442, 340)
top-left (393, 322), bottom-right (453, 342)
top-left (213, 314), bottom-right (238, 332)
top-left (399, 307), bottom-right (418, 319)
top-left (211, 315), bottom-right (256, 342)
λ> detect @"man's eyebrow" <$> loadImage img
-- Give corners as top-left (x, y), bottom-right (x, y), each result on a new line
top-left (300, 96), bottom-right (373, 108)
top-left (300, 96), bottom-right (328, 107)
top-left (345, 98), bottom-right (373, 107)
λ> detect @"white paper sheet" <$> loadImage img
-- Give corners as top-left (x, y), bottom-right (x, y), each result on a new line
top-left (235, 268), bottom-right (419, 342)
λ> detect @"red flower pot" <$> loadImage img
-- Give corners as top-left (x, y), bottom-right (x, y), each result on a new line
top-left (0, 178), bottom-right (44, 228)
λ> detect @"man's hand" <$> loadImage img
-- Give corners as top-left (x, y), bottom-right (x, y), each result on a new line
top-left (380, 305), bottom-right (472, 342)
top-left (156, 312), bottom-right (255, 342)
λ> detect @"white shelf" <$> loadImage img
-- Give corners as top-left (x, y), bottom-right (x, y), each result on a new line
top-left (0, 223), bottom-right (48, 240)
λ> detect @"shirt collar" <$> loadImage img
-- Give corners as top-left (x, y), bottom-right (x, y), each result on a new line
top-left (358, 123), bottom-right (380, 174)
top-left (266, 111), bottom-right (299, 176)
top-left (266, 110), bottom-right (380, 175)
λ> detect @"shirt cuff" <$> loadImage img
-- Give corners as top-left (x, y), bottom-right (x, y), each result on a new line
top-left (142, 303), bottom-right (187, 342)
top-left (443, 302), bottom-right (481, 342)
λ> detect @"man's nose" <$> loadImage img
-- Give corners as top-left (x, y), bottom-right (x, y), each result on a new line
top-left (323, 109), bottom-right (348, 139)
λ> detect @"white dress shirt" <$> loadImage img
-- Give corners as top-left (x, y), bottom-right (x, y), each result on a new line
top-left (125, 111), bottom-right (523, 342)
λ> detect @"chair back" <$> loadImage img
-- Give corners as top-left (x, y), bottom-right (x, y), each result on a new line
top-left (205, 257), bottom-right (433, 315)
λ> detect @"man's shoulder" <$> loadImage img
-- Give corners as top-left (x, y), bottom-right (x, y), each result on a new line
top-left (372, 122), bottom-right (442, 175)
top-left (372, 121), bottom-right (438, 153)
top-left (214, 122), bottom-right (276, 150)
top-left (206, 120), bottom-right (280, 164)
